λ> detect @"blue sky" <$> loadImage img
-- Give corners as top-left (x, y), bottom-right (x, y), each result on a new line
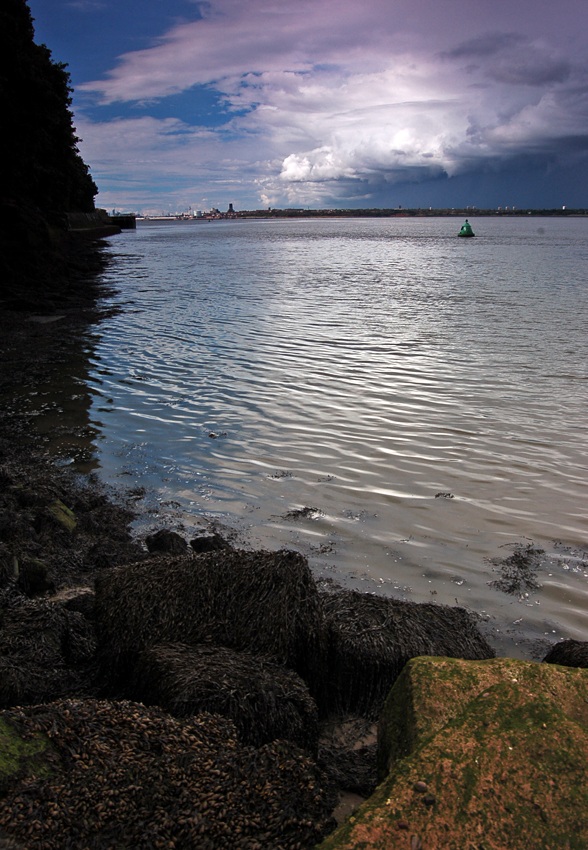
top-left (28, 0), bottom-right (588, 213)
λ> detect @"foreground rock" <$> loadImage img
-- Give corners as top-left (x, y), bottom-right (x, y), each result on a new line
top-left (93, 551), bottom-right (494, 718)
top-left (0, 699), bottom-right (334, 849)
top-left (132, 642), bottom-right (320, 752)
top-left (318, 656), bottom-right (588, 849)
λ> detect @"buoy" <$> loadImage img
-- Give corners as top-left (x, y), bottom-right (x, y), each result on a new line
top-left (458, 219), bottom-right (475, 237)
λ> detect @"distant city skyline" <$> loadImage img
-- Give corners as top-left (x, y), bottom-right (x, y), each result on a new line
top-left (28, 0), bottom-right (588, 213)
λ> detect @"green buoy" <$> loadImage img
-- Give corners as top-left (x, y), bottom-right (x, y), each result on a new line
top-left (458, 219), bottom-right (475, 237)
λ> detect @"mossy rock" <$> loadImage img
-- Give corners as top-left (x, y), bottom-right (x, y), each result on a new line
top-left (0, 717), bottom-right (53, 796)
top-left (317, 657), bottom-right (588, 850)
top-left (46, 499), bottom-right (77, 532)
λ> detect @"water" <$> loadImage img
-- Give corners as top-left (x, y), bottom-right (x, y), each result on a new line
top-left (47, 217), bottom-right (588, 656)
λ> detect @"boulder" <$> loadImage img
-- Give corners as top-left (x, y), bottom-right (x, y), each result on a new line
top-left (0, 699), bottom-right (335, 849)
top-left (94, 549), bottom-right (324, 693)
top-left (189, 532), bottom-right (232, 553)
top-left (543, 639), bottom-right (588, 668)
top-left (45, 499), bottom-right (77, 533)
top-left (0, 594), bottom-right (96, 708)
top-left (319, 590), bottom-right (494, 717)
top-left (144, 528), bottom-right (187, 554)
top-left (15, 557), bottom-right (54, 597)
top-left (318, 656), bottom-right (588, 849)
top-left (132, 642), bottom-right (319, 751)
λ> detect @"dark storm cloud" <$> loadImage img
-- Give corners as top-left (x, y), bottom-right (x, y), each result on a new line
top-left (442, 32), bottom-right (525, 60)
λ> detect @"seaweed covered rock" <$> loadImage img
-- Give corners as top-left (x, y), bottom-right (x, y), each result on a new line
top-left (0, 590), bottom-right (96, 708)
top-left (190, 532), bottom-right (233, 553)
top-left (15, 556), bottom-right (54, 597)
top-left (319, 590), bottom-right (494, 717)
top-left (543, 638), bottom-right (588, 669)
top-left (132, 642), bottom-right (319, 751)
top-left (94, 549), bottom-right (324, 691)
top-left (0, 699), bottom-right (335, 849)
top-left (318, 657), bottom-right (588, 850)
top-left (144, 528), bottom-right (188, 554)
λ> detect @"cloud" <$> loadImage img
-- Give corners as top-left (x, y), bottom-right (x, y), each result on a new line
top-left (443, 32), bottom-right (526, 59)
top-left (75, 113), bottom-right (270, 210)
top-left (77, 0), bottom-right (588, 208)
top-left (66, 1), bottom-right (106, 10)
top-left (444, 32), bottom-right (572, 85)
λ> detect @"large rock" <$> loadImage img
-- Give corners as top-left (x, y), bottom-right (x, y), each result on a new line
top-left (94, 549), bottom-right (325, 692)
top-left (132, 642), bottom-right (319, 751)
top-left (318, 656), bottom-right (588, 850)
top-left (144, 528), bottom-right (187, 554)
top-left (0, 593), bottom-right (96, 708)
top-left (319, 590), bottom-right (494, 717)
top-left (0, 699), bottom-right (335, 849)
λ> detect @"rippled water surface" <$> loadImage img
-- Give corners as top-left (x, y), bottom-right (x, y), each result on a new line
top-left (89, 217), bottom-right (587, 656)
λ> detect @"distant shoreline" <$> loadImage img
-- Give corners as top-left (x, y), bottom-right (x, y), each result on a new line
top-left (136, 207), bottom-right (587, 222)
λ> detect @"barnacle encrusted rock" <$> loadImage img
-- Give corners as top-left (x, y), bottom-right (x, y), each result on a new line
top-left (0, 699), bottom-right (335, 849)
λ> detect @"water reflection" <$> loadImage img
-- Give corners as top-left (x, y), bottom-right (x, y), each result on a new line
top-left (0, 314), bottom-right (104, 472)
top-left (57, 218), bottom-right (588, 654)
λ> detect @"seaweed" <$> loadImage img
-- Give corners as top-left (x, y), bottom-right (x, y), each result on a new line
top-left (132, 642), bottom-right (319, 751)
top-left (489, 543), bottom-right (544, 595)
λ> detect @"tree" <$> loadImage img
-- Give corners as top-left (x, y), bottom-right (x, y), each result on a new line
top-left (0, 0), bottom-right (98, 215)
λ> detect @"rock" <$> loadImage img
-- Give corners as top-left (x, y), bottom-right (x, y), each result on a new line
top-left (0, 714), bottom-right (53, 797)
top-left (16, 557), bottom-right (54, 597)
top-left (0, 699), bottom-right (335, 849)
top-left (46, 499), bottom-right (77, 533)
top-left (132, 642), bottom-right (319, 751)
top-left (59, 589), bottom-right (96, 621)
top-left (0, 546), bottom-right (17, 590)
top-left (317, 656), bottom-right (588, 849)
top-left (0, 596), bottom-right (96, 709)
top-left (144, 528), bottom-right (187, 554)
top-left (189, 532), bottom-right (232, 553)
top-left (318, 716), bottom-right (378, 799)
top-left (93, 550), bottom-right (325, 696)
top-left (319, 590), bottom-right (494, 717)
top-left (543, 639), bottom-right (588, 669)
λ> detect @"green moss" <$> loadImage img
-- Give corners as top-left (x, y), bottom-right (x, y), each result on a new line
top-left (0, 717), bottom-right (53, 795)
top-left (459, 762), bottom-right (479, 810)
top-left (47, 499), bottom-right (77, 532)
top-left (323, 659), bottom-right (588, 849)
top-left (377, 665), bottom-right (416, 778)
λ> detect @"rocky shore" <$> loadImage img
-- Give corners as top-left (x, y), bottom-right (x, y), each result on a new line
top-left (1, 260), bottom-right (587, 849)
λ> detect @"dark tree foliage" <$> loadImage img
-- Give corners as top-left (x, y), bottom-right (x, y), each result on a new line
top-left (0, 0), bottom-right (104, 308)
top-left (0, 0), bottom-right (98, 214)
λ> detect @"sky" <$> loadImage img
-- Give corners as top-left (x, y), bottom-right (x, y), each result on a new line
top-left (28, 0), bottom-right (588, 213)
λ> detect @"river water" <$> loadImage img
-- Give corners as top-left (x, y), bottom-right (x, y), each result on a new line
top-left (50, 217), bottom-right (588, 656)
